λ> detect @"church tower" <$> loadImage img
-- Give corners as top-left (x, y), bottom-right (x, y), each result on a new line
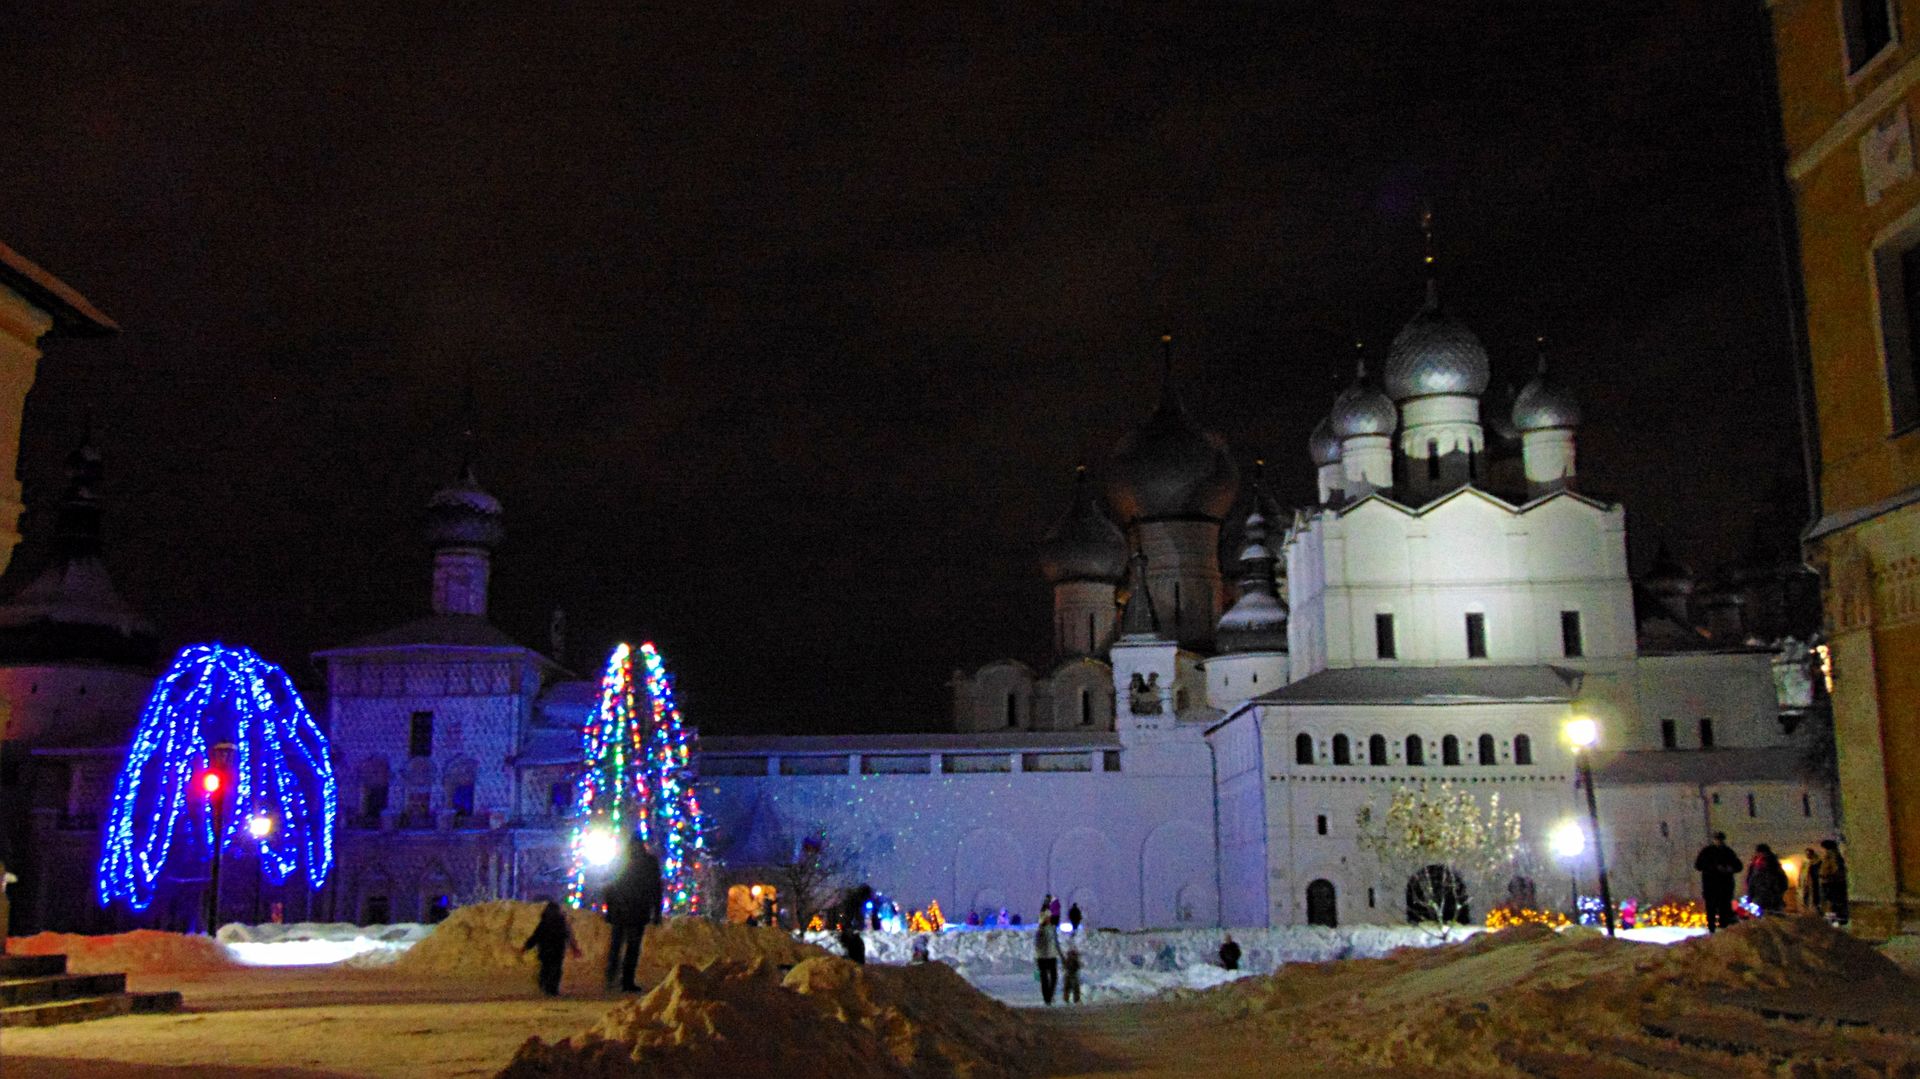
top-left (425, 463), bottom-right (504, 618)
top-left (1104, 338), bottom-right (1238, 651)
top-left (1037, 466), bottom-right (1129, 658)
top-left (1382, 213), bottom-right (1491, 503)
top-left (1512, 339), bottom-right (1582, 498)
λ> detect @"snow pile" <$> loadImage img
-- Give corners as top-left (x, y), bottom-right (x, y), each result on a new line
top-left (6, 929), bottom-right (238, 974)
top-left (500, 955), bottom-right (1050, 1078)
top-left (1081, 963), bottom-right (1251, 1001)
top-left (387, 901), bottom-right (827, 989)
top-left (1194, 918), bottom-right (1920, 1076)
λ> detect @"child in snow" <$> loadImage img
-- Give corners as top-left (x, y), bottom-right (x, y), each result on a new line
top-left (1062, 940), bottom-right (1082, 1004)
top-left (522, 899), bottom-right (583, 996)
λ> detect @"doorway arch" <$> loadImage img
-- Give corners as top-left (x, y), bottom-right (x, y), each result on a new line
top-left (1306, 879), bottom-right (1338, 927)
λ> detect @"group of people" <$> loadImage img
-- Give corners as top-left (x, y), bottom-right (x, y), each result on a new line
top-left (1694, 832), bottom-right (1848, 931)
top-left (520, 836), bottom-right (665, 996)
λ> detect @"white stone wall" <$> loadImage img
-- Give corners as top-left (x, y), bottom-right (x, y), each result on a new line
top-left (0, 665), bottom-right (153, 745)
top-left (1570, 653), bottom-right (1785, 752)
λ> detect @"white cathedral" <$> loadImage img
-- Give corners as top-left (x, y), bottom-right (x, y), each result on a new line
top-left (702, 267), bottom-right (1834, 929)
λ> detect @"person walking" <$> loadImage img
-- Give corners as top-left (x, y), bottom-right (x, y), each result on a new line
top-left (1799, 847), bottom-right (1823, 914)
top-left (1819, 839), bottom-right (1850, 924)
top-left (1694, 832), bottom-right (1743, 931)
top-left (1067, 901), bottom-right (1082, 933)
top-left (602, 837), bottom-right (663, 992)
top-left (838, 884), bottom-right (874, 964)
top-left (522, 899), bottom-right (583, 996)
top-left (1049, 895), bottom-right (1062, 924)
top-left (1747, 844), bottom-right (1789, 915)
top-left (1061, 938), bottom-right (1083, 1004)
top-left (1033, 911), bottom-right (1062, 1005)
top-left (1219, 933), bottom-right (1242, 971)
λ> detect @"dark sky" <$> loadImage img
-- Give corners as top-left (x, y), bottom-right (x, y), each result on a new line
top-left (0, 3), bottom-right (1807, 735)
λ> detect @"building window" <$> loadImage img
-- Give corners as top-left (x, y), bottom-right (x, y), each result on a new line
top-left (1560, 611), bottom-right (1583, 658)
top-left (1477, 733), bottom-right (1497, 766)
top-left (550, 782), bottom-right (571, 814)
top-left (451, 783), bottom-right (475, 818)
top-left (1660, 820), bottom-right (1670, 838)
top-left (1803, 791), bottom-right (1814, 817)
top-left (1173, 582), bottom-right (1182, 632)
top-left (1087, 613), bottom-right (1096, 652)
top-left (1513, 734), bottom-right (1532, 766)
top-left (1005, 693), bottom-right (1017, 728)
top-left (1873, 225), bottom-right (1920, 430)
top-left (1332, 734), bottom-right (1352, 766)
top-left (1699, 718), bottom-right (1715, 749)
top-left (409, 712), bottom-right (434, 758)
top-left (1405, 734), bottom-right (1424, 766)
top-left (1375, 614), bottom-right (1397, 660)
top-left (1080, 689), bottom-right (1093, 726)
top-left (1661, 719), bottom-right (1677, 749)
top-left (1368, 734), bottom-right (1388, 766)
top-left (1442, 734), bottom-right (1461, 766)
top-left (1367, 886), bottom-right (1376, 908)
top-left (1316, 814), bottom-right (1328, 836)
top-left (1426, 442), bottom-right (1441, 480)
top-left (362, 783), bottom-right (389, 818)
top-left (1843, 0), bottom-right (1896, 74)
top-left (1465, 613), bottom-right (1487, 659)
top-left (1296, 733), bottom-right (1314, 765)
top-left (1746, 792), bottom-right (1757, 818)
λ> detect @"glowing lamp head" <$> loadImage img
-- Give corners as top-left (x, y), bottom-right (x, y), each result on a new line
top-left (582, 829), bottom-right (621, 868)
top-left (200, 771), bottom-right (223, 796)
top-left (1550, 819), bottom-right (1587, 859)
top-left (1565, 716), bottom-right (1600, 750)
top-left (248, 812), bottom-right (274, 840)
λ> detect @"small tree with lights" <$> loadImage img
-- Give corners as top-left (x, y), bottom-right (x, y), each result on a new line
top-left (770, 829), bottom-right (860, 932)
top-left (1357, 781), bottom-right (1522, 940)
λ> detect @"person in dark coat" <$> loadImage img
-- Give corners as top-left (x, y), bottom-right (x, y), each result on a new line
top-left (839, 884), bottom-right (874, 964)
top-left (602, 837), bottom-right (663, 991)
top-left (1067, 901), bottom-right (1082, 933)
top-left (1746, 844), bottom-right (1789, 915)
top-left (521, 899), bottom-right (582, 996)
top-left (1219, 933), bottom-right (1242, 971)
top-left (1694, 832), bottom-right (1743, 932)
top-left (1820, 839), bottom-right (1850, 924)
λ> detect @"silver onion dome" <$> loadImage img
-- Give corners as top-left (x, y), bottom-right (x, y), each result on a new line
top-left (1308, 415), bottom-right (1343, 466)
top-left (1383, 282), bottom-right (1492, 400)
top-left (1039, 468), bottom-right (1130, 583)
top-left (1512, 352), bottom-right (1581, 432)
top-left (425, 463), bottom-right (505, 549)
top-left (1327, 361), bottom-right (1397, 439)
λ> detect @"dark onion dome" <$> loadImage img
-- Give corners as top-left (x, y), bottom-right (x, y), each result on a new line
top-left (1038, 467), bottom-right (1130, 583)
top-left (1105, 357), bottom-right (1238, 523)
top-left (1217, 507), bottom-right (1287, 652)
top-left (1512, 351), bottom-right (1582, 431)
top-left (425, 462), bottom-right (505, 549)
top-left (1327, 360), bottom-right (1396, 439)
top-left (1383, 282), bottom-right (1492, 400)
top-left (1308, 415), bottom-right (1343, 466)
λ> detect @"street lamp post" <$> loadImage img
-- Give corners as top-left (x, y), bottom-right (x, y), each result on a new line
top-left (1549, 818), bottom-right (1587, 919)
top-left (204, 742), bottom-right (236, 934)
top-left (1564, 718), bottom-right (1615, 937)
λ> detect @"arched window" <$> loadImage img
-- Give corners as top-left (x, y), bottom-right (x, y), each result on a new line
top-left (1405, 735), bottom-right (1425, 766)
top-left (1005, 693), bottom-right (1018, 728)
top-left (1295, 733), bottom-right (1314, 765)
top-left (1332, 734), bottom-right (1352, 766)
top-left (1442, 734), bottom-right (1461, 766)
top-left (1368, 734), bottom-right (1387, 766)
top-left (1079, 689), bottom-right (1093, 726)
top-left (1306, 879), bottom-right (1338, 927)
top-left (1513, 733), bottom-right (1532, 765)
top-left (1477, 733), bottom-right (1497, 766)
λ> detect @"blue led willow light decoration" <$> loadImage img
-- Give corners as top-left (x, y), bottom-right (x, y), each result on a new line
top-left (97, 643), bottom-right (338, 911)
top-left (566, 641), bottom-right (708, 914)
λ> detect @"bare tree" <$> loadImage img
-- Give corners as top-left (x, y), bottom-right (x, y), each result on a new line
top-left (769, 829), bottom-right (859, 932)
top-left (1357, 782), bottom-right (1524, 939)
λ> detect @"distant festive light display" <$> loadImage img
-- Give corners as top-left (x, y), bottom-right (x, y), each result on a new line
top-left (566, 642), bottom-right (709, 914)
top-left (97, 644), bottom-right (337, 912)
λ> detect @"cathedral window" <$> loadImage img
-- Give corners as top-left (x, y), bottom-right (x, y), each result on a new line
top-left (451, 782), bottom-right (475, 818)
top-left (1296, 733), bottom-right (1314, 765)
top-left (1332, 734), bottom-right (1352, 766)
top-left (1661, 719), bottom-right (1677, 749)
top-left (549, 782), bottom-right (570, 815)
top-left (1465, 613), bottom-right (1487, 659)
top-left (1477, 733), bottom-right (1497, 765)
top-left (1005, 693), bottom-right (1018, 728)
top-left (1405, 735), bottom-right (1424, 766)
top-left (409, 711), bottom-right (434, 758)
top-left (1871, 219), bottom-right (1920, 430)
top-left (1746, 792), bottom-right (1757, 818)
top-left (1843, 0), bottom-right (1896, 74)
top-left (1087, 613), bottom-right (1096, 653)
top-left (1426, 442), bottom-right (1440, 480)
top-left (1173, 582), bottom-right (1182, 631)
top-left (1316, 814), bottom-right (1328, 836)
top-left (362, 782), bottom-right (388, 819)
top-left (1698, 718), bottom-right (1715, 749)
top-left (1368, 734), bottom-right (1387, 766)
top-left (1442, 734), bottom-right (1461, 766)
top-left (1080, 689), bottom-right (1092, 726)
top-left (1559, 611), bottom-right (1583, 658)
top-left (1803, 791), bottom-right (1813, 817)
top-left (1660, 820), bottom-right (1670, 838)
top-left (1513, 734), bottom-right (1532, 765)
top-left (1374, 614), bottom-right (1397, 660)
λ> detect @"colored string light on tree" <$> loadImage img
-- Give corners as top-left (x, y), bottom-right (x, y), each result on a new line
top-left (97, 643), bottom-right (337, 912)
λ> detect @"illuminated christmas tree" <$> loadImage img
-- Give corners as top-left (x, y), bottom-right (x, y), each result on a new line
top-left (96, 643), bottom-right (337, 912)
top-left (567, 641), bottom-right (708, 913)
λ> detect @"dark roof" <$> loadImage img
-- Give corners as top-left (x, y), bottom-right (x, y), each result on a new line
top-left (317, 613), bottom-right (539, 655)
top-left (1250, 664), bottom-right (1582, 706)
top-left (0, 241), bottom-right (117, 336)
top-left (1594, 746), bottom-right (1808, 786)
top-left (0, 557), bottom-right (158, 667)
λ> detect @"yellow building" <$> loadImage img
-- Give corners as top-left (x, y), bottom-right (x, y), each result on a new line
top-left (1774, 0), bottom-right (1920, 933)
top-left (0, 242), bottom-right (116, 575)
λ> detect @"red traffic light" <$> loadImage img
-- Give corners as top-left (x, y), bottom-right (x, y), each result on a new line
top-left (200, 771), bottom-right (223, 796)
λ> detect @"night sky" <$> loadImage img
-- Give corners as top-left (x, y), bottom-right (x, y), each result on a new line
top-left (0, 4), bottom-right (1807, 735)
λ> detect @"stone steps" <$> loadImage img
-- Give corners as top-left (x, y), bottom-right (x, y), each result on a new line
top-left (0, 951), bottom-right (182, 1027)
